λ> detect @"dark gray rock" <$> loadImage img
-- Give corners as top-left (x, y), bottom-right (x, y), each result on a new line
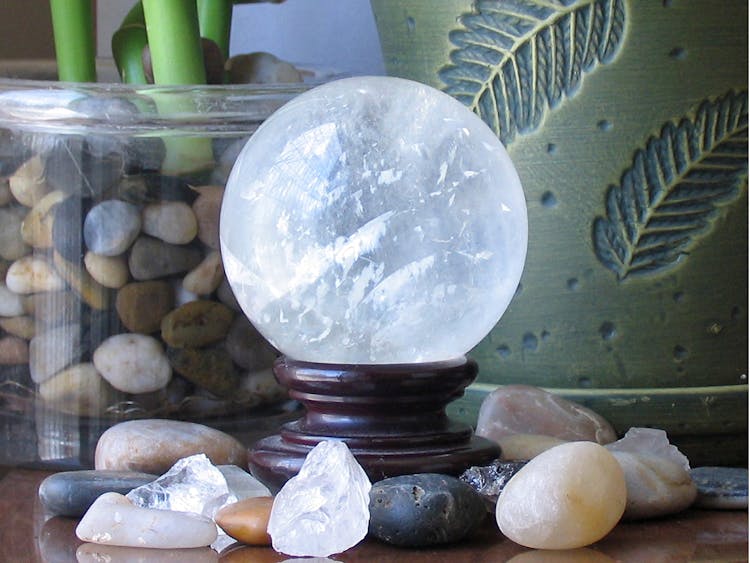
top-left (460, 459), bottom-right (527, 510)
top-left (116, 173), bottom-right (197, 205)
top-left (369, 473), bottom-right (486, 547)
top-left (128, 236), bottom-right (202, 280)
top-left (52, 196), bottom-right (91, 264)
top-left (43, 137), bottom-right (123, 197)
top-left (691, 466), bottom-right (748, 510)
top-left (38, 469), bottom-right (157, 517)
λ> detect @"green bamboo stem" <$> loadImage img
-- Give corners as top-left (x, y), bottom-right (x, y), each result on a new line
top-left (112, 24), bottom-right (149, 84)
top-left (49, 0), bottom-right (96, 82)
top-left (142, 0), bottom-right (206, 85)
top-left (197, 0), bottom-right (233, 61)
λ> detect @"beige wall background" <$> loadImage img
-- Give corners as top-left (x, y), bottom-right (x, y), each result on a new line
top-left (0, 0), bottom-right (56, 59)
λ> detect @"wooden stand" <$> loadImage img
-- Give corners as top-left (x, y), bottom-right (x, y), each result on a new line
top-left (248, 356), bottom-right (500, 491)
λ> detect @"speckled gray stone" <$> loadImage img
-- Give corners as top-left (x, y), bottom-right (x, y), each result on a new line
top-left (83, 199), bottom-right (142, 256)
top-left (691, 466), bottom-right (748, 510)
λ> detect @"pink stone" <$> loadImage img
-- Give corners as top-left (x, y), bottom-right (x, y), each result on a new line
top-left (476, 384), bottom-right (616, 445)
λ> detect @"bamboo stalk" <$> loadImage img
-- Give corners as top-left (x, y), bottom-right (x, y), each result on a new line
top-left (49, 0), bottom-right (97, 82)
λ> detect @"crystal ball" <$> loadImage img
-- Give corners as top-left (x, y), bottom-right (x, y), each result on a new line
top-left (220, 76), bottom-right (527, 364)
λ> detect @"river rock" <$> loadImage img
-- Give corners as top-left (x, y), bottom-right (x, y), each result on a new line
top-left (610, 450), bottom-right (697, 520)
top-left (93, 333), bottom-right (171, 393)
top-left (191, 185), bottom-right (223, 249)
top-left (128, 236), bottom-right (203, 280)
top-left (142, 200), bottom-right (198, 244)
top-left (39, 469), bottom-right (158, 517)
top-left (240, 369), bottom-right (286, 405)
top-left (216, 279), bottom-right (241, 311)
top-left (29, 290), bottom-right (80, 327)
top-left (182, 250), bottom-right (223, 295)
top-left (369, 473), bottom-right (486, 547)
top-left (0, 335), bottom-right (29, 364)
top-left (6, 256), bottom-right (65, 294)
top-left (216, 497), bottom-right (274, 546)
top-left (691, 466), bottom-right (748, 510)
top-left (0, 205), bottom-right (29, 261)
top-left (8, 154), bottom-right (48, 206)
top-left (0, 315), bottom-right (35, 339)
top-left (76, 492), bottom-right (217, 548)
top-left (476, 385), bottom-right (617, 445)
top-left (0, 179), bottom-right (11, 205)
top-left (84, 199), bottom-right (142, 256)
top-left (495, 442), bottom-right (626, 550)
top-left (84, 251), bottom-right (129, 289)
top-left (95, 419), bottom-right (248, 473)
top-left (498, 434), bottom-right (567, 461)
top-left (226, 52), bottom-right (303, 84)
top-left (268, 440), bottom-right (371, 557)
top-left (21, 189), bottom-right (64, 248)
top-left (53, 251), bottom-right (110, 310)
top-left (38, 362), bottom-right (117, 416)
top-left (225, 315), bottom-right (278, 370)
top-left (116, 173), bottom-right (196, 206)
top-left (29, 324), bottom-right (83, 383)
top-left (0, 283), bottom-right (26, 316)
top-left (44, 136), bottom-right (123, 197)
top-left (167, 346), bottom-right (241, 399)
top-left (51, 195), bottom-right (90, 263)
top-left (116, 281), bottom-right (174, 333)
top-left (161, 300), bottom-right (233, 348)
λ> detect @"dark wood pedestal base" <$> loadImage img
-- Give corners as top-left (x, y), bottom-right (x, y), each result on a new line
top-left (248, 356), bottom-right (500, 491)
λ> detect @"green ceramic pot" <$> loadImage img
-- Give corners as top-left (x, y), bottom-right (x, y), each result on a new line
top-left (371, 0), bottom-right (748, 465)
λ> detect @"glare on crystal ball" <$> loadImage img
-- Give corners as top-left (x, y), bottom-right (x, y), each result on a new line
top-left (220, 76), bottom-right (527, 364)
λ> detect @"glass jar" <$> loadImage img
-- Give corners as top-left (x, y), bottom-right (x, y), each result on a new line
top-left (0, 66), bottom-right (319, 469)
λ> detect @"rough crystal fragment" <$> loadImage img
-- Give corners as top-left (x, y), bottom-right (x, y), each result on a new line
top-left (459, 459), bottom-right (527, 510)
top-left (126, 454), bottom-right (236, 518)
top-left (267, 440), bottom-right (371, 557)
top-left (218, 465), bottom-right (272, 500)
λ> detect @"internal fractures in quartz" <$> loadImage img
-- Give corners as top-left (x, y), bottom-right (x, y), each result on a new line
top-left (267, 440), bottom-right (372, 557)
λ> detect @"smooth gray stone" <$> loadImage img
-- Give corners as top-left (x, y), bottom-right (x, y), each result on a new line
top-left (691, 466), bottom-right (748, 510)
top-left (83, 199), bottom-right (142, 256)
top-left (369, 473), bottom-right (486, 547)
top-left (38, 470), bottom-right (157, 517)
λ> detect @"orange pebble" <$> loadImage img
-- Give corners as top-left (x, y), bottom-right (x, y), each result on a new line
top-left (216, 496), bottom-right (274, 546)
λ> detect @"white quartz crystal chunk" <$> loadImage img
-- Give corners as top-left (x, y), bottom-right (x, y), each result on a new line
top-left (76, 492), bottom-right (217, 549)
top-left (267, 440), bottom-right (372, 557)
top-left (606, 427), bottom-right (691, 471)
top-left (220, 76), bottom-right (527, 364)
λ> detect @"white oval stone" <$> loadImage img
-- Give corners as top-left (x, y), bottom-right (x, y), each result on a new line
top-left (29, 324), bottom-right (82, 384)
top-left (39, 362), bottom-right (115, 416)
top-left (496, 442), bottom-right (626, 550)
top-left (9, 155), bottom-right (48, 206)
top-left (93, 333), bottom-right (171, 393)
top-left (76, 492), bottom-right (217, 548)
top-left (6, 256), bottom-right (65, 294)
top-left (84, 251), bottom-right (129, 289)
top-left (95, 419), bottom-right (248, 474)
top-left (142, 201), bottom-right (198, 245)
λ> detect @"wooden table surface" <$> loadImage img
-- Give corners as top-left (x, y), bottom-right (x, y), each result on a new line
top-left (1, 468), bottom-right (747, 562)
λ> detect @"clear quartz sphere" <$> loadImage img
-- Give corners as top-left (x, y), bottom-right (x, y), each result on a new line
top-left (220, 76), bottom-right (527, 364)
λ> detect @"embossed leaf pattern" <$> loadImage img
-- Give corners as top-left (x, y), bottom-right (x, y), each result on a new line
top-left (440, 0), bottom-right (626, 144)
top-left (593, 90), bottom-right (748, 280)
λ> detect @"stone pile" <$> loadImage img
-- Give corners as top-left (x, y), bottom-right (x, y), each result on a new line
top-left (0, 114), bottom-right (285, 422)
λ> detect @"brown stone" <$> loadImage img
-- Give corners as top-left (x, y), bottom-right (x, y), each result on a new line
top-left (215, 496), bottom-right (274, 546)
top-left (167, 346), bottom-right (241, 399)
top-left (191, 185), bottom-right (223, 249)
top-left (0, 316), bottom-right (36, 340)
top-left (160, 300), bottom-right (233, 348)
top-left (0, 335), bottom-right (29, 364)
top-left (116, 281), bottom-right (174, 334)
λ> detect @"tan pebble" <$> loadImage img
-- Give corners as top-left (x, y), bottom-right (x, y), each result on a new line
top-left (142, 200), bottom-right (198, 245)
top-left (84, 251), bottom-right (129, 289)
top-left (498, 434), bottom-right (567, 461)
top-left (21, 189), bottom-right (64, 248)
top-left (215, 496), bottom-right (274, 546)
top-left (496, 442), bottom-right (626, 550)
top-left (6, 256), bottom-right (65, 293)
top-left (182, 250), bottom-right (223, 295)
top-left (9, 155), bottom-right (49, 206)
top-left (0, 206), bottom-right (31, 261)
top-left (191, 185), bottom-right (223, 249)
top-left (39, 362), bottom-right (116, 416)
top-left (0, 315), bottom-right (35, 339)
top-left (0, 335), bottom-right (29, 364)
top-left (28, 290), bottom-right (78, 326)
top-left (0, 179), bottom-right (12, 205)
top-left (53, 251), bottom-right (109, 310)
